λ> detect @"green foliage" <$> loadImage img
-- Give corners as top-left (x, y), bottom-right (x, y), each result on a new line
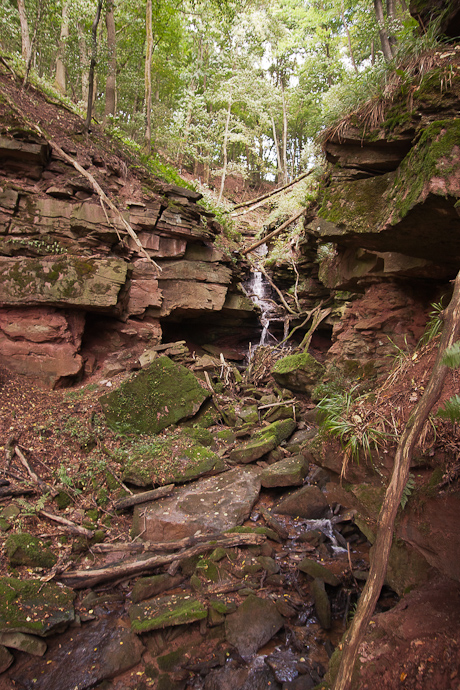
top-left (419, 299), bottom-right (445, 346)
top-left (441, 341), bottom-right (460, 369)
top-left (436, 394), bottom-right (460, 423)
top-left (317, 389), bottom-right (389, 466)
top-left (400, 473), bottom-right (416, 509)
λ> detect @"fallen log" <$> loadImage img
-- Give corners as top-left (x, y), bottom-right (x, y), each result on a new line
top-left (241, 209), bottom-right (305, 256)
top-left (231, 170), bottom-right (313, 212)
top-left (60, 532), bottom-right (266, 589)
top-left (114, 484), bottom-right (175, 510)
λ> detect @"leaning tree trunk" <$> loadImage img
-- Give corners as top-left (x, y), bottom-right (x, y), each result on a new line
top-left (332, 270), bottom-right (460, 690)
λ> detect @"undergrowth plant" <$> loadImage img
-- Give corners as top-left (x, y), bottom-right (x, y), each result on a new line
top-left (317, 388), bottom-right (389, 477)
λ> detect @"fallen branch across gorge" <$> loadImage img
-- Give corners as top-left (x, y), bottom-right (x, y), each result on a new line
top-left (60, 532), bottom-right (266, 589)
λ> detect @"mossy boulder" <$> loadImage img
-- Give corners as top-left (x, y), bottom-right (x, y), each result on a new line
top-left (129, 593), bottom-right (207, 633)
top-left (298, 557), bottom-right (340, 586)
top-left (100, 356), bottom-right (211, 435)
top-left (229, 418), bottom-right (296, 464)
top-left (0, 577), bottom-right (75, 636)
top-left (5, 533), bottom-right (57, 569)
top-left (121, 430), bottom-right (225, 487)
top-left (311, 578), bottom-right (331, 630)
top-left (260, 454), bottom-right (310, 488)
top-left (271, 352), bottom-right (325, 395)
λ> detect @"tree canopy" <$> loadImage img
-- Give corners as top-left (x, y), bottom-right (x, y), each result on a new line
top-left (1, 0), bottom-right (422, 190)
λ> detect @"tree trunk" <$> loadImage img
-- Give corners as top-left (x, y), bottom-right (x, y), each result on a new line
top-left (78, 22), bottom-right (89, 104)
top-left (386, 0), bottom-right (398, 55)
top-left (17, 0), bottom-right (31, 64)
top-left (177, 81), bottom-right (195, 170)
top-left (281, 84), bottom-right (288, 184)
top-left (144, 0), bottom-right (153, 150)
top-left (332, 270), bottom-right (460, 690)
top-left (271, 114), bottom-right (283, 184)
top-left (55, 0), bottom-right (69, 94)
top-left (374, 0), bottom-right (394, 61)
top-left (218, 96), bottom-right (232, 203)
top-left (104, 0), bottom-right (117, 126)
top-left (341, 0), bottom-right (359, 73)
top-left (85, 0), bottom-right (103, 132)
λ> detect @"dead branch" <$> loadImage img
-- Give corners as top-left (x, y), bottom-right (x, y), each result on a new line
top-left (114, 484), bottom-right (175, 510)
top-left (38, 510), bottom-right (94, 538)
top-left (231, 170), bottom-right (313, 212)
top-left (242, 209), bottom-right (305, 256)
top-left (14, 446), bottom-right (57, 496)
top-left (60, 532), bottom-right (266, 589)
top-left (332, 270), bottom-right (460, 690)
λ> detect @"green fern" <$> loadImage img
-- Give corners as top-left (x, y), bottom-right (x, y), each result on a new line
top-left (436, 394), bottom-right (460, 423)
top-left (400, 473), bottom-right (416, 509)
top-left (441, 341), bottom-right (460, 369)
top-left (419, 299), bottom-right (445, 346)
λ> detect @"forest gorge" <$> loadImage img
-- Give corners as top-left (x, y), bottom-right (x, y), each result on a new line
top-left (1, 0), bottom-right (460, 689)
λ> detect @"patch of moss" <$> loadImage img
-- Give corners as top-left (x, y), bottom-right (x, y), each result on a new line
top-left (5, 533), bottom-right (57, 568)
top-left (100, 356), bottom-right (210, 435)
top-left (390, 119), bottom-right (460, 224)
top-left (157, 648), bottom-right (186, 672)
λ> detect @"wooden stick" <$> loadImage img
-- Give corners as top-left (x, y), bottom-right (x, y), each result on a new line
top-left (241, 209), bottom-right (305, 256)
top-left (38, 510), bottom-right (94, 538)
top-left (114, 484), bottom-right (175, 510)
top-left (231, 170), bottom-right (313, 212)
top-left (60, 532), bottom-right (266, 589)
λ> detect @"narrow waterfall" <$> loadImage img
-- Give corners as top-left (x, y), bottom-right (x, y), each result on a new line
top-left (243, 246), bottom-right (277, 348)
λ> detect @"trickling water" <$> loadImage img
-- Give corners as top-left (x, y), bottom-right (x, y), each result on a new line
top-left (244, 245), bottom-right (277, 348)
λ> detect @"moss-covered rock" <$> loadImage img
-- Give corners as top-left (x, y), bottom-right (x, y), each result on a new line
top-left (229, 418), bottom-right (296, 464)
top-left (0, 577), bottom-right (75, 636)
top-left (5, 533), bottom-right (57, 569)
top-left (129, 593), bottom-right (208, 633)
top-left (271, 352), bottom-right (325, 395)
top-left (121, 429), bottom-right (225, 487)
top-left (100, 356), bottom-right (211, 435)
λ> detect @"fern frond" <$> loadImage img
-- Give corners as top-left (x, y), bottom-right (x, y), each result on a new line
top-left (441, 341), bottom-right (460, 369)
top-left (436, 394), bottom-right (460, 422)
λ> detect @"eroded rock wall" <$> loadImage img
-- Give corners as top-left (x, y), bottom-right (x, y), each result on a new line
top-left (0, 73), bottom-right (252, 387)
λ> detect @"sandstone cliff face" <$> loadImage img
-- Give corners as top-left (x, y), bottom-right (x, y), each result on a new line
top-left (0, 72), bottom-right (253, 387)
top-left (308, 47), bottom-right (460, 373)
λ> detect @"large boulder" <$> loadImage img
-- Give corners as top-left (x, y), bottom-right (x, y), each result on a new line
top-left (271, 352), bottom-right (324, 395)
top-left (225, 594), bottom-right (284, 657)
top-left (121, 429), bottom-right (226, 486)
top-left (132, 466), bottom-right (261, 543)
top-left (100, 355), bottom-right (211, 435)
